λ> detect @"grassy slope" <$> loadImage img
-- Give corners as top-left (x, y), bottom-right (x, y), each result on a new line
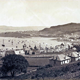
top-left (40, 23), bottom-right (80, 36)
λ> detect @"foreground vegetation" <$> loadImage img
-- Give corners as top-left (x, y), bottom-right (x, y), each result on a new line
top-left (1, 54), bottom-right (80, 79)
top-left (12, 60), bottom-right (80, 79)
top-left (0, 54), bottom-right (29, 78)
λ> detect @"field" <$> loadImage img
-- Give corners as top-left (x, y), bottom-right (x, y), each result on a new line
top-left (25, 57), bottom-right (50, 67)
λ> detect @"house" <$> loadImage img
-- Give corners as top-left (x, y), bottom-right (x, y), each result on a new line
top-left (29, 50), bottom-right (33, 55)
top-left (18, 50), bottom-right (25, 56)
top-left (0, 49), bottom-right (16, 57)
top-left (0, 51), bottom-right (5, 57)
top-left (68, 52), bottom-right (79, 62)
top-left (49, 54), bottom-right (71, 66)
top-left (23, 44), bottom-right (27, 50)
top-left (0, 47), bottom-right (16, 57)
top-left (24, 47), bottom-right (30, 55)
top-left (28, 49), bottom-right (40, 55)
top-left (14, 49), bottom-right (25, 56)
top-left (40, 49), bottom-right (44, 53)
top-left (5, 50), bottom-right (15, 56)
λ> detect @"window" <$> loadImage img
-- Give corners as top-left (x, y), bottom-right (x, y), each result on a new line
top-left (61, 62), bottom-right (63, 65)
top-left (67, 59), bottom-right (68, 62)
top-left (63, 61), bottom-right (64, 64)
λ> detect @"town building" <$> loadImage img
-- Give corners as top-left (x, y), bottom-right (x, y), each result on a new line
top-left (49, 54), bottom-right (71, 66)
top-left (68, 52), bottom-right (79, 62)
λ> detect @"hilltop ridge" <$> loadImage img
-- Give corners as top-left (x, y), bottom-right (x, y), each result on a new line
top-left (39, 23), bottom-right (80, 36)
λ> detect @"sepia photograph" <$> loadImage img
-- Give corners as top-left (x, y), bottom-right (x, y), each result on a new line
top-left (0, 0), bottom-right (80, 80)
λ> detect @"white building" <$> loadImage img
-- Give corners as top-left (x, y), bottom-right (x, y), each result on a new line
top-left (49, 54), bottom-right (71, 66)
top-left (68, 52), bottom-right (79, 62)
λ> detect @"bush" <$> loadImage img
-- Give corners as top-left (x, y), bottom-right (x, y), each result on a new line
top-left (45, 64), bottom-right (52, 68)
top-left (37, 66), bottom-right (45, 70)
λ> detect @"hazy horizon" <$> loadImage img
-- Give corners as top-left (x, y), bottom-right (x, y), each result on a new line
top-left (0, 0), bottom-right (80, 30)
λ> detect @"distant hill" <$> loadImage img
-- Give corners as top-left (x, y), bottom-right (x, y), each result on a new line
top-left (0, 23), bottom-right (80, 37)
top-left (0, 26), bottom-right (40, 38)
top-left (0, 26), bottom-right (45, 32)
top-left (39, 23), bottom-right (80, 36)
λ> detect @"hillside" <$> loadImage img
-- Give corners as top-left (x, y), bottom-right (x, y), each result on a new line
top-left (39, 23), bottom-right (80, 36)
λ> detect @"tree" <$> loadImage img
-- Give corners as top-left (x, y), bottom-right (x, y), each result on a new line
top-left (34, 45), bottom-right (38, 50)
top-left (73, 44), bottom-right (80, 52)
top-left (1, 54), bottom-right (29, 77)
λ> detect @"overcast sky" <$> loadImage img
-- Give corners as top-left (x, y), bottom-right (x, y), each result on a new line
top-left (0, 0), bottom-right (80, 29)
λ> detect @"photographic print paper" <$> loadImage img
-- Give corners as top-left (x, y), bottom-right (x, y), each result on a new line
top-left (0, 0), bottom-right (80, 80)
